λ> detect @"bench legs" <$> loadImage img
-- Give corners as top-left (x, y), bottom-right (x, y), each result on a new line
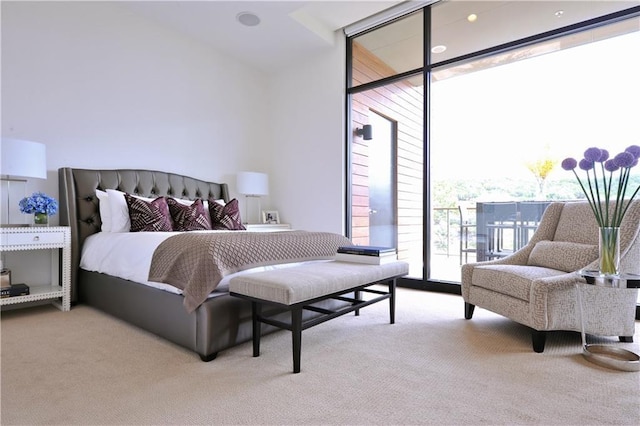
top-left (248, 279), bottom-right (398, 374)
top-left (252, 301), bottom-right (261, 357)
top-left (389, 279), bottom-right (396, 324)
top-left (250, 303), bottom-right (304, 373)
top-left (292, 307), bottom-right (303, 374)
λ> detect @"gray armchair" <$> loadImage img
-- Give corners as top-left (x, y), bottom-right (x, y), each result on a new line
top-left (462, 200), bottom-right (640, 353)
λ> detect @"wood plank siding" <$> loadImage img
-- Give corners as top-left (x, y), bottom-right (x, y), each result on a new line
top-left (351, 42), bottom-right (424, 262)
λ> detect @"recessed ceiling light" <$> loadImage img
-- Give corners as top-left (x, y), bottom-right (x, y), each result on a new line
top-left (467, 14), bottom-right (478, 23)
top-left (555, 10), bottom-right (564, 18)
top-left (431, 45), bottom-right (447, 54)
top-left (237, 12), bottom-right (260, 27)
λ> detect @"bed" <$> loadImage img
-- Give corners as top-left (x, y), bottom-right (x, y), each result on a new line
top-left (58, 167), bottom-right (352, 361)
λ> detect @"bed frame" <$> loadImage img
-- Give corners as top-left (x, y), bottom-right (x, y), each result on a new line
top-left (58, 167), bottom-right (343, 361)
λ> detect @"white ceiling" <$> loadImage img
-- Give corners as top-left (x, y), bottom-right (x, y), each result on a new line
top-left (120, 1), bottom-right (404, 74)
top-left (120, 1), bottom-right (639, 75)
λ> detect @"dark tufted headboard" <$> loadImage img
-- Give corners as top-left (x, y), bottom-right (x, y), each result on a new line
top-left (58, 168), bottom-right (230, 302)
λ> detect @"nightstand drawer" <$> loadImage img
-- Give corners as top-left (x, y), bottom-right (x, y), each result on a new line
top-left (2, 231), bottom-right (65, 246)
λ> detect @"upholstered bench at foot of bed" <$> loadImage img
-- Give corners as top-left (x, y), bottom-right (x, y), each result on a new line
top-left (229, 260), bottom-right (409, 373)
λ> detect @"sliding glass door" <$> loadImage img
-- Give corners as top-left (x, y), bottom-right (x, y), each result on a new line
top-left (347, 2), bottom-right (640, 288)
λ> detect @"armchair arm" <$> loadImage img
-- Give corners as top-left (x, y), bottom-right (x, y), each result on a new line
top-left (529, 272), bottom-right (580, 330)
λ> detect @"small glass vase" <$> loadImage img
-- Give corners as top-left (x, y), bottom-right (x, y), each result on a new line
top-left (598, 227), bottom-right (620, 275)
top-left (34, 212), bottom-right (49, 226)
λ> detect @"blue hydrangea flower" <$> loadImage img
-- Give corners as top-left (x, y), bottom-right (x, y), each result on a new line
top-left (18, 192), bottom-right (58, 216)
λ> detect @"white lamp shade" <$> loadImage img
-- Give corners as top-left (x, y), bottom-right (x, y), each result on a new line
top-left (237, 171), bottom-right (268, 196)
top-left (1, 138), bottom-right (47, 179)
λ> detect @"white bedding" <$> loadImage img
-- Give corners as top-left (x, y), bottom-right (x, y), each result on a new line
top-left (80, 230), bottom-right (322, 296)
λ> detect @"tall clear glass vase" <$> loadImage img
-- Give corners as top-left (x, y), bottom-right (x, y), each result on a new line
top-left (598, 227), bottom-right (620, 275)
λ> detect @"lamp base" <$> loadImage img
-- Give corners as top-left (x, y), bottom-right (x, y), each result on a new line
top-left (243, 195), bottom-right (262, 225)
top-left (0, 178), bottom-right (28, 227)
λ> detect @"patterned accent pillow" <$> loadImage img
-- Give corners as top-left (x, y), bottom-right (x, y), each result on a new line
top-left (208, 198), bottom-right (246, 231)
top-left (125, 194), bottom-right (173, 232)
top-left (167, 197), bottom-right (212, 231)
top-left (527, 240), bottom-right (598, 272)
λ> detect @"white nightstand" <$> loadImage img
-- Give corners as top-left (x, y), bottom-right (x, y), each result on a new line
top-left (0, 226), bottom-right (71, 311)
top-left (245, 223), bottom-right (291, 232)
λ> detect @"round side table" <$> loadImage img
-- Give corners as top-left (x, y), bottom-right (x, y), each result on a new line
top-left (575, 269), bottom-right (640, 372)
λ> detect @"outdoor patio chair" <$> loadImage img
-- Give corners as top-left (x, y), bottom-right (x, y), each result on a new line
top-left (459, 204), bottom-right (476, 264)
top-left (461, 200), bottom-right (640, 353)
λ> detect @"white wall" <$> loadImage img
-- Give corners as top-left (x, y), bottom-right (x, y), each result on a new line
top-left (1, 1), bottom-right (347, 234)
top-left (1, 1), bottom-right (272, 224)
top-left (267, 38), bottom-right (346, 233)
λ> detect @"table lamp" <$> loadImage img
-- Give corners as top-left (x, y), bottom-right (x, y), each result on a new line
top-left (1, 138), bottom-right (47, 226)
top-left (236, 171), bottom-right (268, 224)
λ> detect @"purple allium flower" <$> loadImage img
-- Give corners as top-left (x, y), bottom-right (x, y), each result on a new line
top-left (604, 159), bottom-right (619, 172)
top-left (579, 158), bottom-right (594, 171)
top-left (561, 158), bottom-right (577, 171)
top-left (564, 145), bottom-right (639, 228)
top-left (598, 149), bottom-right (609, 162)
top-left (625, 145), bottom-right (640, 159)
top-left (584, 147), bottom-right (602, 162)
top-left (613, 151), bottom-right (635, 168)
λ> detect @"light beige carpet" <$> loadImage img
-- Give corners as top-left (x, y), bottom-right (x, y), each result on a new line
top-left (1, 288), bottom-right (639, 425)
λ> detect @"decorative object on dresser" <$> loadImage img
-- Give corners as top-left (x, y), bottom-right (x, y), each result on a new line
top-left (261, 210), bottom-right (279, 224)
top-left (561, 145), bottom-right (640, 275)
top-left (18, 192), bottom-right (58, 226)
top-left (236, 171), bottom-right (268, 224)
top-left (0, 138), bottom-right (47, 226)
top-left (1, 259), bottom-right (11, 288)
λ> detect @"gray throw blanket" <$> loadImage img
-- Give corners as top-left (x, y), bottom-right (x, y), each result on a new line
top-left (148, 230), bottom-right (352, 312)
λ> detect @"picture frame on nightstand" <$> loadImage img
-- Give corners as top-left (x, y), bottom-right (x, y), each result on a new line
top-left (262, 210), bottom-right (280, 224)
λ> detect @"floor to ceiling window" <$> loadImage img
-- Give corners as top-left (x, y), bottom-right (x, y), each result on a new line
top-left (348, 10), bottom-right (425, 279)
top-left (347, 1), bottom-right (640, 290)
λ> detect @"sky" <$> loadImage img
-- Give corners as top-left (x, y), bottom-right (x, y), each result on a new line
top-left (430, 27), bottom-right (640, 182)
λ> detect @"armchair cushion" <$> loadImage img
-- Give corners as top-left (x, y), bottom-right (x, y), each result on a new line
top-left (527, 240), bottom-right (598, 272)
top-left (472, 264), bottom-right (566, 301)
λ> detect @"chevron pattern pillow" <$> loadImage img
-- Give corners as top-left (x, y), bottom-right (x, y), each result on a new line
top-left (125, 194), bottom-right (173, 232)
top-left (208, 198), bottom-right (246, 231)
top-left (167, 197), bottom-right (212, 231)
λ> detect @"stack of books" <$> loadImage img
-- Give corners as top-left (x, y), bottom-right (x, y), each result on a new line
top-left (334, 245), bottom-right (397, 265)
top-left (1, 283), bottom-right (30, 298)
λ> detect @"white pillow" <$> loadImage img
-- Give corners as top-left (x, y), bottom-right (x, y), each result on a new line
top-left (95, 190), bottom-right (111, 232)
top-left (106, 189), bottom-right (155, 233)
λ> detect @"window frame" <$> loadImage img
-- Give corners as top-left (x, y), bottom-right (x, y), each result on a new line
top-left (345, 4), bottom-right (640, 297)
